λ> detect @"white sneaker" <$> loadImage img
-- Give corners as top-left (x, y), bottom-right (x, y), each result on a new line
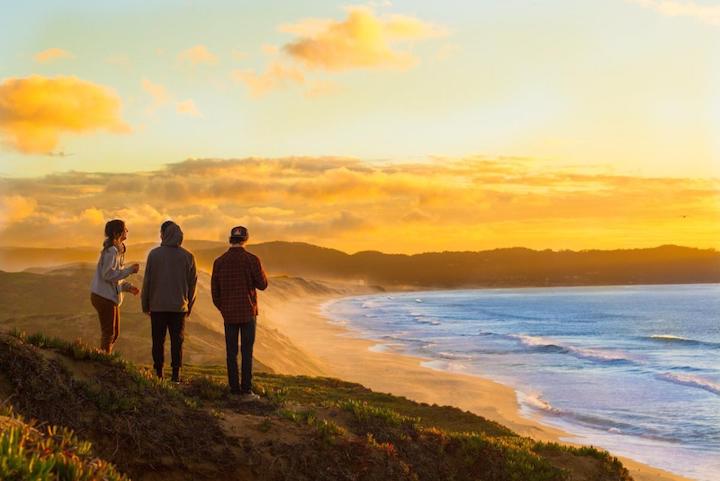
top-left (240, 391), bottom-right (260, 402)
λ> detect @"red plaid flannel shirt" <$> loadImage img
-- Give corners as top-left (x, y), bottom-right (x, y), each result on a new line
top-left (211, 247), bottom-right (268, 324)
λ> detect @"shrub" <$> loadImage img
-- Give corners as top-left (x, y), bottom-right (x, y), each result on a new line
top-left (0, 411), bottom-right (129, 481)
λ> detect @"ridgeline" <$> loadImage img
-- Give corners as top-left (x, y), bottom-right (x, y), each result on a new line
top-left (1, 242), bottom-right (718, 288)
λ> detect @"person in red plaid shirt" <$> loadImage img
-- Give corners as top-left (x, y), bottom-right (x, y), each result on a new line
top-left (211, 226), bottom-right (268, 400)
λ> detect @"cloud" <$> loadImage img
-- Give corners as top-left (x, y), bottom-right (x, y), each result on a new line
top-left (233, 6), bottom-right (446, 97)
top-left (0, 195), bottom-right (36, 227)
top-left (628, 0), bottom-right (720, 25)
top-left (34, 48), bottom-right (74, 63)
top-left (178, 45), bottom-right (219, 65)
top-left (142, 79), bottom-right (203, 118)
top-left (176, 99), bottom-right (202, 117)
top-left (261, 44), bottom-right (280, 56)
top-left (141, 78), bottom-right (170, 112)
top-left (0, 157), bottom-right (717, 252)
top-left (280, 6), bottom-right (446, 70)
top-left (0, 76), bottom-right (130, 154)
top-left (232, 62), bottom-right (305, 96)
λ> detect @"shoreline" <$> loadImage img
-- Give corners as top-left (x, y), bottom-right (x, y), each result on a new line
top-left (262, 291), bottom-right (693, 481)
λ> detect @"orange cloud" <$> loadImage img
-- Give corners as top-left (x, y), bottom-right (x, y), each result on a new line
top-left (141, 78), bottom-right (170, 112)
top-left (281, 6), bottom-right (446, 70)
top-left (178, 45), bottom-right (219, 65)
top-left (0, 195), bottom-right (36, 227)
top-left (232, 63), bottom-right (305, 96)
top-left (0, 76), bottom-right (130, 154)
top-left (176, 99), bottom-right (202, 117)
top-left (0, 157), bottom-right (717, 253)
top-left (34, 48), bottom-right (74, 63)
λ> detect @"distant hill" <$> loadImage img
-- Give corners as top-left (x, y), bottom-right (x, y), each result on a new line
top-left (2, 241), bottom-right (718, 288)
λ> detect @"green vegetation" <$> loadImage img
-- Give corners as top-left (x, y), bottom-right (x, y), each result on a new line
top-left (0, 331), bottom-right (632, 481)
top-left (0, 408), bottom-right (128, 481)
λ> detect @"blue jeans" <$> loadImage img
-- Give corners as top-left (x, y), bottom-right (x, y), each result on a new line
top-left (224, 318), bottom-right (256, 393)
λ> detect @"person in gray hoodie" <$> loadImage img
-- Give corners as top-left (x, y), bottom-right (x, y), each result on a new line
top-left (141, 221), bottom-right (197, 382)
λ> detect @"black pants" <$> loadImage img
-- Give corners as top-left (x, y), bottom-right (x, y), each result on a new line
top-left (151, 312), bottom-right (186, 372)
top-left (225, 319), bottom-right (256, 393)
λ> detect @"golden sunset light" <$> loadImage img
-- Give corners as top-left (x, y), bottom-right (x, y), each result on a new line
top-left (0, 1), bottom-right (717, 253)
top-left (0, 3), bottom-right (719, 481)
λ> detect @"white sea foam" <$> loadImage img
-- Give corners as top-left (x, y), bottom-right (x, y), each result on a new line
top-left (368, 343), bottom-right (402, 353)
top-left (437, 351), bottom-right (474, 360)
top-left (520, 392), bottom-right (562, 414)
top-left (420, 359), bottom-right (467, 372)
top-left (657, 373), bottom-right (720, 396)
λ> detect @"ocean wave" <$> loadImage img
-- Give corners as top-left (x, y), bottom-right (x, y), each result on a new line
top-left (647, 335), bottom-right (720, 348)
top-left (520, 393), bottom-right (683, 442)
top-left (510, 334), bottom-right (635, 364)
top-left (657, 373), bottom-right (720, 396)
top-left (520, 392), bottom-right (562, 414)
top-left (437, 351), bottom-right (475, 360)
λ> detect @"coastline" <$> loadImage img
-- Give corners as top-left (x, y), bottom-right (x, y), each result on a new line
top-left (263, 292), bottom-right (693, 481)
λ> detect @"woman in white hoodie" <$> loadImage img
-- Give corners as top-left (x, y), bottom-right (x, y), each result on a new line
top-left (90, 219), bottom-right (140, 353)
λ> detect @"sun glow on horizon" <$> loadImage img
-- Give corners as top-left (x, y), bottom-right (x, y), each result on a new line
top-left (0, 156), bottom-right (717, 253)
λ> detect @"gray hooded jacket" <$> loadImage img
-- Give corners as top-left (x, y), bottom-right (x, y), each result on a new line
top-left (141, 223), bottom-right (197, 313)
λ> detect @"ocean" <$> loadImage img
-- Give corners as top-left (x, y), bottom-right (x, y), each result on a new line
top-left (322, 284), bottom-right (720, 481)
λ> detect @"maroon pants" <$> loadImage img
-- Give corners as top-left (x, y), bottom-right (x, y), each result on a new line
top-left (91, 293), bottom-right (120, 353)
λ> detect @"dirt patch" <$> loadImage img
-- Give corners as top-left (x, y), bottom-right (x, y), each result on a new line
top-left (220, 412), bottom-right (305, 447)
top-left (41, 348), bottom-right (104, 382)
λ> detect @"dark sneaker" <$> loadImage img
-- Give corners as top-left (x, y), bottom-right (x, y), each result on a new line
top-left (171, 368), bottom-right (181, 384)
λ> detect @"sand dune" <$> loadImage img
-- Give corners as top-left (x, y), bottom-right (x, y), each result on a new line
top-left (0, 264), bottom-right (369, 375)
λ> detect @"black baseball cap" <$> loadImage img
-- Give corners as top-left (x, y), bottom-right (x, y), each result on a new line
top-left (229, 225), bottom-right (249, 243)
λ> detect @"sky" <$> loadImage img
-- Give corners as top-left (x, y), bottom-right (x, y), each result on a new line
top-left (0, 0), bottom-right (718, 252)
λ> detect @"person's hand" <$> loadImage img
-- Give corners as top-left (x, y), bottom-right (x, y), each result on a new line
top-left (130, 263), bottom-right (140, 273)
top-left (128, 286), bottom-right (140, 296)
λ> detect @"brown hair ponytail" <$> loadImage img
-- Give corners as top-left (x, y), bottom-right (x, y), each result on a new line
top-left (102, 219), bottom-right (126, 251)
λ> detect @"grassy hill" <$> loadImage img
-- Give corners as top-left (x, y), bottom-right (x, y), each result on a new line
top-left (0, 331), bottom-right (632, 481)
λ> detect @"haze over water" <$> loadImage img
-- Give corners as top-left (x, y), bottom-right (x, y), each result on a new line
top-left (325, 284), bottom-right (720, 481)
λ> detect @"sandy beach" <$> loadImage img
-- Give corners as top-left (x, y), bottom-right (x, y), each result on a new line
top-left (263, 292), bottom-right (693, 481)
